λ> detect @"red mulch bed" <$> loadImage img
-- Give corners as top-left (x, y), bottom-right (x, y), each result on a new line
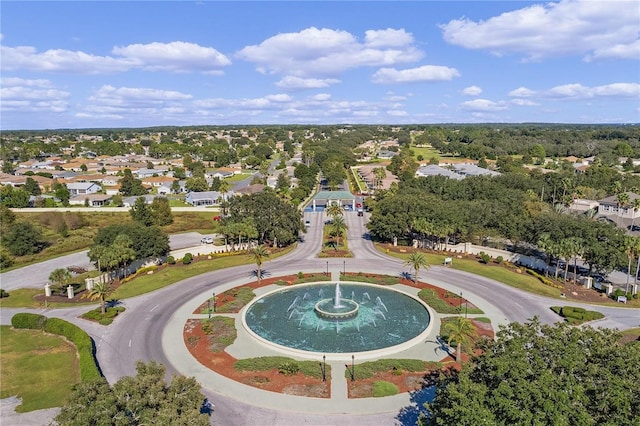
top-left (183, 318), bottom-right (330, 398)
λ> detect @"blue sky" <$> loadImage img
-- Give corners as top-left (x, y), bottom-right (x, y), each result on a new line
top-left (1, 1), bottom-right (639, 130)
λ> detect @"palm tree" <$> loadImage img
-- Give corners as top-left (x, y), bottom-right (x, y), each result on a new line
top-left (617, 192), bottom-right (630, 227)
top-left (537, 233), bottom-right (553, 276)
top-left (326, 204), bottom-right (343, 219)
top-left (628, 198), bottom-right (640, 231)
top-left (330, 215), bottom-right (347, 247)
top-left (443, 316), bottom-right (476, 364)
top-left (87, 281), bottom-right (111, 315)
top-left (623, 236), bottom-right (640, 294)
top-left (373, 167), bottom-right (386, 190)
top-left (404, 252), bottom-right (429, 284)
top-left (218, 179), bottom-right (231, 202)
top-left (49, 268), bottom-right (71, 293)
top-left (251, 245), bottom-right (270, 285)
top-left (558, 238), bottom-right (577, 282)
top-left (112, 234), bottom-right (136, 279)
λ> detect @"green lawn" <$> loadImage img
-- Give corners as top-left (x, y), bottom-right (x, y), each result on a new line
top-left (225, 173), bottom-right (254, 183)
top-left (409, 145), bottom-right (440, 160)
top-left (112, 246), bottom-right (293, 300)
top-left (0, 326), bottom-right (80, 412)
top-left (382, 247), bottom-right (563, 299)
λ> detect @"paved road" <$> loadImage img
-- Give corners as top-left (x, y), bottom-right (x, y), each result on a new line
top-left (0, 233), bottom-right (214, 291)
top-left (2, 209), bottom-right (639, 426)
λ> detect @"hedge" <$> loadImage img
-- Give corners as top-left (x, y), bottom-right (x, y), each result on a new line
top-left (11, 313), bottom-right (101, 382)
top-left (550, 306), bottom-right (605, 325)
top-left (11, 312), bottom-right (47, 330)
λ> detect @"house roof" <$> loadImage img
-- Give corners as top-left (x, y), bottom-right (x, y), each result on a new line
top-left (598, 192), bottom-right (640, 206)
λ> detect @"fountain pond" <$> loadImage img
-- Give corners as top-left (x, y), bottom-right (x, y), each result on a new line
top-left (243, 282), bottom-right (431, 354)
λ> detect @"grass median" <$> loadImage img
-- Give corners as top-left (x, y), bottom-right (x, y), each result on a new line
top-left (112, 246), bottom-right (293, 300)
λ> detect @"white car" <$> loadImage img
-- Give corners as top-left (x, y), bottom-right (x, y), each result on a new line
top-left (201, 236), bottom-right (214, 244)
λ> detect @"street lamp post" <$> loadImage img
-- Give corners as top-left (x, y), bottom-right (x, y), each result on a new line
top-left (459, 292), bottom-right (463, 316)
top-left (326, 261), bottom-right (329, 276)
top-left (319, 355), bottom-right (326, 382)
top-left (351, 354), bottom-right (355, 382)
top-left (207, 299), bottom-right (211, 319)
top-left (212, 292), bottom-right (216, 313)
top-left (343, 260), bottom-right (346, 276)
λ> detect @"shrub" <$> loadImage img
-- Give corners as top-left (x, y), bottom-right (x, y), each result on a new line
top-left (278, 362), bottom-right (300, 376)
top-left (297, 272), bottom-right (304, 279)
top-left (11, 312), bottom-right (47, 329)
top-left (0, 288), bottom-right (9, 298)
top-left (81, 306), bottom-right (125, 325)
top-left (495, 256), bottom-right (504, 264)
top-left (479, 252), bottom-right (491, 264)
top-left (182, 253), bottom-right (193, 265)
top-left (135, 265), bottom-right (158, 275)
top-left (372, 381), bottom-right (399, 397)
top-left (167, 255), bottom-right (175, 265)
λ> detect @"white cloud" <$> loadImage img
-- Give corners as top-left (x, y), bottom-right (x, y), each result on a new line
top-left (237, 27), bottom-right (423, 77)
top-left (1, 41), bottom-right (230, 74)
top-left (364, 29), bottom-right (414, 48)
top-left (508, 87), bottom-right (537, 97)
top-left (441, 0), bottom-right (640, 61)
top-left (275, 76), bottom-right (341, 90)
top-left (1, 45), bottom-right (133, 74)
top-left (387, 109), bottom-right (408, 117)
top-left (461, 85), bottom-right (483, 96)
top-left (510, 98), bottom-right (539, 107)
top-left (586, 39), bottom-right (640, 61)
top-left (506, 82), bottom-right (640, 101)
top-left (0, 78), bottom-right (69, 112)
top-left (89, 85), bottom-right (192, 105)
top-left (460, 99), bottom-right (508, 112)
top-left (371, 65), bottom-right (460, 84)
top-left (112, 41), bottom-right (231, 72)
top-left (265, 94), bottom-right (292, 102)
top-left (311, 93), bottom-right (332, 101)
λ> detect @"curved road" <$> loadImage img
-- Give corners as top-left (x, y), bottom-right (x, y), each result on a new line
top-left (2, 209), bottom-right (638, 425)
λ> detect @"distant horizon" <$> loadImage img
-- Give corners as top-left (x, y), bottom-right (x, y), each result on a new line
top-left (2, 121), bottom-right (639, 134)
top-left (2, 1), bottom-right (639, 130)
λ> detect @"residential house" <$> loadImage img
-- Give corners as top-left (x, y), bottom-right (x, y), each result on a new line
top-left (69, 193), bottom-right (112, 207)
top-left (185, 191), bottom-right (227, 206)
top-left (415, 165), bottom-right (464, 180)
top-left (67, 182), bottom-right (101, 196)
top-left (122, 194), bottom-right (164, 208)
top-left (598, 192), bottom-right (640, 220)
top-left (141, 176), bottom-right (176, 188)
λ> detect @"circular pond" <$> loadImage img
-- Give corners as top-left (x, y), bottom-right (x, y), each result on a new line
top-left (243, 282), bottom-right (431, 354)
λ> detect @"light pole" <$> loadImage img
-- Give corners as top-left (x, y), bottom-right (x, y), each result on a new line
top-left (343, 260), bottom-right (346, 277)
top-left (207, 298), bottom-right (211, 319)
top-left (459, 292), bottom-right (463, 316)
top-left (351, 354), bottom-right (355, 382)
top-left (212, 292), bottom-right (216, 313)
top-left (320, 355), bottom-right (326, 382)
top-left (326, 261), bottom-right (329, 277)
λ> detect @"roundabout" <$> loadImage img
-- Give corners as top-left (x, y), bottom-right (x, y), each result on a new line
top-left (162, 269), bottom-right (501, 416)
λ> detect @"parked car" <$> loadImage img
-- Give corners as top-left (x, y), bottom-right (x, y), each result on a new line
top-left (305, 220), bottom-right (311, 227)
top-left (201, 236), bottom-right (214, 244)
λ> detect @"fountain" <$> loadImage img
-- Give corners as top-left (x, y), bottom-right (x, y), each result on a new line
top-left (243, 282), bottom-right (431, 354)
top-left (314, 282), bottom-right (360, 320)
